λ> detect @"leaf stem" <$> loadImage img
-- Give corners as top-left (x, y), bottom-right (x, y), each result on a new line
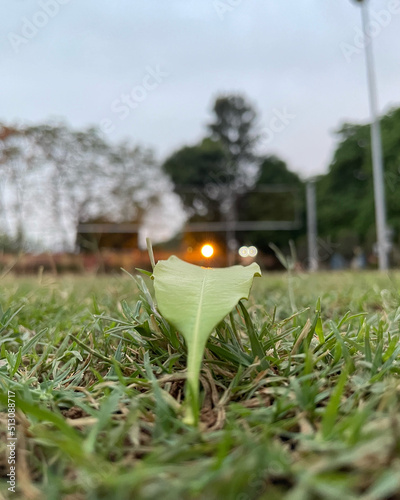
top-left (183, 342), bottom-right (205, 426)
top-left (146, 238), bottom-right (156, 270)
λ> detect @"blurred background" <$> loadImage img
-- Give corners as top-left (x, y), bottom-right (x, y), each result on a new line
top-left (1, 0), bottom-right (399, 273)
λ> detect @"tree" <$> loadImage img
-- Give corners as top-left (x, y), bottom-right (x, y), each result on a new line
top-left (237, 155), bottom-right (304, 253)
top-left (208, 94), bottom-right (260, 187)
top-left (0, 121), bottom-right (175, 252)
top-left (317, 106), bottom-right (400, 260)
top-left (163, 94), bottom-right (264, 262)
top-left (162, 138), bottom-right (227, 222)
top-left (0, 126), bottom-right (42, 249)
top-left (162, 94), bottom-right (305, 260)
top-left (163, 94), bottom-right (261, 214)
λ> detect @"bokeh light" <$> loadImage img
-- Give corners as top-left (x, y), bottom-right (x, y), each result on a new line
top-left (238, 246), bottom-right (249, 257)
top-left (201, 244), bottom-right (214, 258)
top-left (239, 246), bottom-right (258, 258)
top-left (248, 246), bottom-right (258, 257)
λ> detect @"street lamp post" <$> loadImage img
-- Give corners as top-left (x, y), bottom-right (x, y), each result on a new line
top-left (306, 180), bottom-right (318, 272)
top-left (353, 0), bottom-right (389, 270)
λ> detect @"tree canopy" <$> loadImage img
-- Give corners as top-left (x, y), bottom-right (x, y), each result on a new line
top-left (208, 94), bottom-right (259, 182)
top-left (162, 138), bottom-right (226, 222)
top-left (4, 96), bottom-right (400, 265)
top-left (162, 94), bottom-right (302, 253)
top-left (163, 94), bottom-right (261, 221)
top-left (0, 122), bottom-right (175, 251)
top-left (317, 107), bottom-right (400, 256)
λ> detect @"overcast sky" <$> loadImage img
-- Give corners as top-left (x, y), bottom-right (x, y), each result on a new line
top-left (2, 0), bottom-right (400, 178)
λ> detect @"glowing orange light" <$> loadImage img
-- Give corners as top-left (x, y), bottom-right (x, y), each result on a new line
top-left (201, 244), bottom-right (214, 258)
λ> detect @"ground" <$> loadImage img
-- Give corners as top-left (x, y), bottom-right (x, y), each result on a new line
top-left (0, 270), bottom-right (400, 500)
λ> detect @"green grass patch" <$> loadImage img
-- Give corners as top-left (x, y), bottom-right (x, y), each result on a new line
top-left (1, 271), bottom-right (400, 499)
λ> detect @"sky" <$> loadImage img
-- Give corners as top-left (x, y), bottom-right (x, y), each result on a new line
top-left (2, 0), bottom-right (400, 178)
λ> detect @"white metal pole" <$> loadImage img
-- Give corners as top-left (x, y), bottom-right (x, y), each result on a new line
top-left (306, 181), bottom-right (318, 272)
top-left (358, 0), bottom-right (389, 270)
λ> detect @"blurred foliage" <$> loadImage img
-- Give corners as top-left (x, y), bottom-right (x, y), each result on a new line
top-left (0, 234), bottom-right (20, 254)
top-left (238, 156), bottom-right (304, 252)
top-left (165, 99), bottom-right (400, 262)
top-left (0, 122), bottom-right (168, 252)
top-left (162, 95), bottom-right (302, 254)
top-left (317, 107), bottom-right (400, 258)
top-left (163, 94), bottom-right (262, 220)
top-left (2, 99), bottom-right (400, 264)
top-left (162, 138), bottom-right (227, 222)
top-left (208, 94), bottom-right (259, 171)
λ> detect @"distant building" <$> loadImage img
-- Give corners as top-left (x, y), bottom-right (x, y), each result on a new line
top-left (76, 219), bottom-right (139, 252)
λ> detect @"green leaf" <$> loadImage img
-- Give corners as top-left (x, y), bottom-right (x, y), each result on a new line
top-left (0, 392), bottom-right (81, 444)
top-left (135, 268), bottom-right (153, 277)
top-left (153, 256), bottom-right (261, 425)
top-left (238, 301), bottom-right (268, 369)
top-left (7, 346), bottom-right (22, 376)
top-left (321, 368), bottom-right (348, 439)
top-left (315, 298), bottom-right (324, 343)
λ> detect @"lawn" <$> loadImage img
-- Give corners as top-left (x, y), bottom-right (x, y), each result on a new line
top-left (1, 270), bottom-right (400, 500)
